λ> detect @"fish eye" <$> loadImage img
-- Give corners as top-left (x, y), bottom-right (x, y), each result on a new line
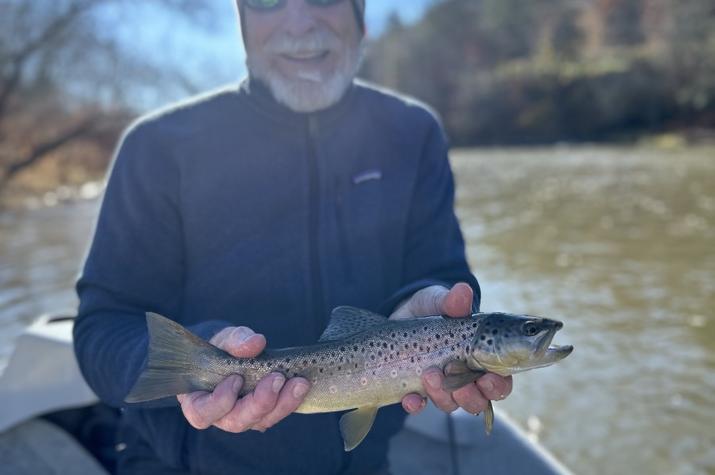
top-left (523, 323), bottom-right (540, 336)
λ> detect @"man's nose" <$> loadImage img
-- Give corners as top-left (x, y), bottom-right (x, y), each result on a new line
top-left (282, 0), bottom-right (318, 36)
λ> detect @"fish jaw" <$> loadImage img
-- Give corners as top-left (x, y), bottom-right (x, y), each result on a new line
top-left (467, 313), bottom-right (573, 375)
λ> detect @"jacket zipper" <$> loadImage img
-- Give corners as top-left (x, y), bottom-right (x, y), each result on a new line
top-left (334, 179), bottom-right (355, 284)
top-left (307, 115), bottom-right (326, 337)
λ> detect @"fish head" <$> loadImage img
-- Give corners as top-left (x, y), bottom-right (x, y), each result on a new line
top-left (466, 313), bottom-right (573, 376)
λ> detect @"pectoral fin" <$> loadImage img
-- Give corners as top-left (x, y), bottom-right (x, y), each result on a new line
top-left (339, 406), bottom-right (378, 451)
top-left (484, 400), bottom-right (494, 435)
top-left (442, 368), bottom-right (486, 391)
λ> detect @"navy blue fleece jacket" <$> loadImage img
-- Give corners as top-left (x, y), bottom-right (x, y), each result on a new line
top-left (74, 78), bottom-right (480, 474)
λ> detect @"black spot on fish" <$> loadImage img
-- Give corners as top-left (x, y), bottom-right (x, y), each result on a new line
top-left (391, 333), bottom-right (396, 338)
top-left (413, 343), bottom-right (418, 349)
top-left (404, 344), bottom-right (409, 350)
top-left (451, 346), bottom-right (456, 351)
top-left (449, 332), bottom-right (455, 338)
top-left (403, 332), bottom-right (408, 338)
top-left (371, 355), bottom-right (375, 360)
top-left (492, 329), bottom-right (498, 335)
top-left (412, 329), bottom-right (417, 335)
top-left (354, 363), bottom-right (358, 369)
top-left (480, 335), bottom-right (486, 341)
top-left (462, 333), bottom-right (467, 340)
top-left (382, 342), bottom-right (388, 349)
top-left (423, 326), bottom-right (428, 331)
top-left (353, 345), bottom-right (358, 351)
top-left (472, 323), bottom-right (478, 328)
top-left (319, 368), bottom-right (323, 373)
top-left (487, 339), bottom-right (493, 345)
top-left (390, 344), bottom-right (394, 350)
top-left (340, 346), bottom-right (346, 352)
top-left (410, 357), bottom-right (415, 363)
top-left (311, 359), bottom-right (317, 364)
top-left (378, 351), bottom-right (383, 357)
top-left (435, 334), bottom-right (440, 339)
top-left (370, 342), bottom-right (374, 347)
top-left (338, 366), bottom-right (341, 371)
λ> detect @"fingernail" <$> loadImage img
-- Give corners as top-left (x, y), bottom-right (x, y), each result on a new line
top-left (479, 379), bottom-right (494, 393)
top-left (426, 372), bottom-right (441, 389)
top-left (232, 375), bottom-right (243, 393)
top-left (272, 374), bottom-right (285, 393)
top-left (293, 382), bottom-right (309, 398)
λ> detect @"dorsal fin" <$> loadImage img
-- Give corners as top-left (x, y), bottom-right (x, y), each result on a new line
top-left (319, 306), bottom-right (387, 342)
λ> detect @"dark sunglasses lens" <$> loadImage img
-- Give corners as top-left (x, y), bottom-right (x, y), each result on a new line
top-left (244, 0), bottom-right (283, 10)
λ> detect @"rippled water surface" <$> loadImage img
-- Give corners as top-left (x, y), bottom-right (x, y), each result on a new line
top-left (1, 146), bottom-right (713, 474)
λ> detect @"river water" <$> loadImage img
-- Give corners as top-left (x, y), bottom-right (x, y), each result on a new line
top-left (0, 146), bottom-right (713, 474)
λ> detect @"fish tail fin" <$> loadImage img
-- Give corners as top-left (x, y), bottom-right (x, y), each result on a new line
top-left (125, 312), bottom-right (226, 403)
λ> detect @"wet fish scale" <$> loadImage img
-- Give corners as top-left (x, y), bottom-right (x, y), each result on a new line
top-left (125, 307), bottom-right (572, 451)
top-left (196, 316), bottom-right (480, 413)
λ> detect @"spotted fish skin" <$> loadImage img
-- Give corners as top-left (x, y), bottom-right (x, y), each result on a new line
top-left (227, 316), bottom-right (480, 413)
top-left (125, 308), bottom-right (572, 451)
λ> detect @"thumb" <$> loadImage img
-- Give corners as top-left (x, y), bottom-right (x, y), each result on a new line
top-left (210, 326), bottom-right (266, 358)
top-left (442, 283), bottom-right (474, 318)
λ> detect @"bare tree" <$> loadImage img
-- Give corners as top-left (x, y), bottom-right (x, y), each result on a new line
top-left (0, 0), bottom-right (223, 194)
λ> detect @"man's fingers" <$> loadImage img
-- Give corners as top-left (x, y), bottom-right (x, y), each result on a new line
top-left (213, 373), bottom-right (284, 432)
top-left (178, 374), bottom-right (243, 429)
top-left (252, 378), bottom-right (311, 432)
top-left (442, 282), bottom-right (473, 318)
top-left (452, 383), bottom-right (489, 415)
top-left (401, 393), bottom-right (427, 414)
top-left (422, 369), bottom-right (458, 412)
top-left (477, 374), bottom-right (513, 401)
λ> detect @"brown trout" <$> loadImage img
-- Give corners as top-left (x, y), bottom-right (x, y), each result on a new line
top-left (126, 307), bottom-right (572, 450)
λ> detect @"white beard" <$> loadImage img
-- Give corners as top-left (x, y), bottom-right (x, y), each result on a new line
top-left (247, 30), bottom-right (364, 113)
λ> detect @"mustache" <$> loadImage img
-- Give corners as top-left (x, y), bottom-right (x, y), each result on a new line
top-left (266, 31), bottom-right (342, 54)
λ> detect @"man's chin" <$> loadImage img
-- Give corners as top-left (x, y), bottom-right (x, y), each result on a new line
top-left (260, 72), bottom-right (352, 113)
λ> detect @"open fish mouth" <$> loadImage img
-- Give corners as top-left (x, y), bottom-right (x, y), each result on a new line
top-left (534, 321), bottom-right (573, 363)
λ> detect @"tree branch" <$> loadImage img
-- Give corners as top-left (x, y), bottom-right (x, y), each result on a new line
top-left (0, 115), bottom-right (100, 187)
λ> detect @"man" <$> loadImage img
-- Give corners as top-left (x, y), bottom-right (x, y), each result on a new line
top-left (74, 0), bottom-right (513, 473)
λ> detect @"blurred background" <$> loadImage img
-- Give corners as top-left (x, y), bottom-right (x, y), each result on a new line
top-left (1, 0), bottom-right (713, 474)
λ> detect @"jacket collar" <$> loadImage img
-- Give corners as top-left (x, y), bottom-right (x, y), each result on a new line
top-left (239, 76), bottom-right (358, 130)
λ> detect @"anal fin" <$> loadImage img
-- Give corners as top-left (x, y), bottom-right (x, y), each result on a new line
top-left (339, 406), bottom-right (378, 451)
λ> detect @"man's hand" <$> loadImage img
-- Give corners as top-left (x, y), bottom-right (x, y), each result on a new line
top-left (176, 327), bottom-right (310, 433)
top-left (390, 282), bottom-right (513, 415)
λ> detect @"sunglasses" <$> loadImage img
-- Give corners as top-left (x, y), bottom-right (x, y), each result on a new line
top-left (243, 0), bottom-right (346, 11)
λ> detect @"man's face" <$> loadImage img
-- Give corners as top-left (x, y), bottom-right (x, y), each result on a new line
top-left (242, 0), bottom-right (364, 112)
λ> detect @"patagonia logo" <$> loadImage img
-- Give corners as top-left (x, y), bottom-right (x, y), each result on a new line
top-left (352, 169), bottom-right (382, 185)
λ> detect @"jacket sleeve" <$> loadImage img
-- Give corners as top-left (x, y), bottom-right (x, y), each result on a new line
top-left (73, 121), bottom-right (230, 408)
top-left (379, 117), bottom-right (480, 315)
